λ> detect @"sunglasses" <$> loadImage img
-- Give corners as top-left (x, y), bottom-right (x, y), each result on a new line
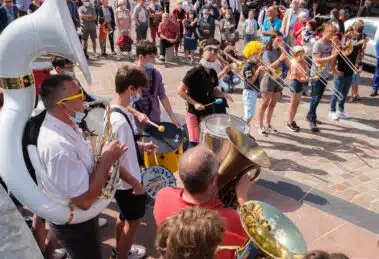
top-left (56, 89), bottom-right (85, 104)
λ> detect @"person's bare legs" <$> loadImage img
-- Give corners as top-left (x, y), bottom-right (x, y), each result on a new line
top-left (45, 231), bottom-right (58, 259)
top-left (257, 92), bottom-right (271, 128)
top-left (115, 217), bottom-right (125, 252)
top-left (118, 219), bottom-right (141, 259)
top-left (265, 92), bottom-right (280, 126)
top-left (288, 93), bottom-right (301, 124)
top-left (92, 38), bottom-right (97, 55)
top-left (33, 215), bottom-right (47, 254)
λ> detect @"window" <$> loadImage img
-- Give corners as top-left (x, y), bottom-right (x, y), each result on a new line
top-left (363, 22), bottom-right (377, 40)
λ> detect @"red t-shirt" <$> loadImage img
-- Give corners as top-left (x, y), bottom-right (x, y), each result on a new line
top-left (154, 187), bottom-right (248, 259)
top-left (158, 20), bottom-right (179, 40)
top-left (292, 21), bottom-right (305, 46)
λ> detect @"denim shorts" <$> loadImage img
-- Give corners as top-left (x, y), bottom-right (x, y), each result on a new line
top-left (352, 73), bottom-right (360, 85)
top-left (288, 80), bottom-right (304, 95)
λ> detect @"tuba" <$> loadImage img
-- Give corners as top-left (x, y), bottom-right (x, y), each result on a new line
top-left (0, 0), bottom-right (116, 225)
top-left (217, 128), bottom-right (271, 208)
top-left (219, 200), bottom-right (308, 259)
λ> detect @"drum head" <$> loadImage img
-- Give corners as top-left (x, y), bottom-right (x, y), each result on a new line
top-left (31, 59), bottom-right (53, 70)
top-left (144, 122), bottom-right (183, 153)
top-left (83, 107), bottom-right (105, 136)
top-left (200, 114), bottom-right (248, 139)
top-left (142, 166), bottom-right (176, 199)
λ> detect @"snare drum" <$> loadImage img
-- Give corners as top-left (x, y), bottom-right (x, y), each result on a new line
top-left (143, 122), bottom-right (183, 173)
top-left (200, 114), bottom-right (248, 161)
top-left (82, 102), bottom-right (106, 136)
top-left (141, 166), bottom-right (176, 201)
top-left (31, 59), bottom-right (53, 95)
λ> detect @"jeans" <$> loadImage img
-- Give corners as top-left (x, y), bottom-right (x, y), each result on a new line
top-left (160, 39), bottom-right (175, 56)
top-left (243, 89), bottom-right (258, 123)
top-left (330, 75), bottom-right (352, 112)
top-left (306, 78), bottom-right (327, 122)
top-left (373, 61), bottom-right (379, 91)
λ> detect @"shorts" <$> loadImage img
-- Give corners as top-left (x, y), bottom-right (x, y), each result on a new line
top-left (288, 80), bottom-right (304, 95)
top-left (260, 75), bottom-right (283, 93)
top-left (185, 112), bottom-right (202, 143)
top-left (352, 73), bottom-right (360, 85)
top-left (115, 189), bottom-right (146, 221)
top-left (82, 27), bottom-right (97, 41)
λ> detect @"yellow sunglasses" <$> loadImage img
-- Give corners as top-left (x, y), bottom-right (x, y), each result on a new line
top-left (56, 89), bottom-right (85, 104)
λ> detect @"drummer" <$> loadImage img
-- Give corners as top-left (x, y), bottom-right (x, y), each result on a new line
top-left (177, 39), bottom-right (233, 148)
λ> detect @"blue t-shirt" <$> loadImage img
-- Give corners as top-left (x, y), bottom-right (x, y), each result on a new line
top-left (261, 17), bottom-right (282, 43)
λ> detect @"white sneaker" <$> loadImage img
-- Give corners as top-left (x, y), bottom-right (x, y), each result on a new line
top-left (337, 111), bottom-right (350, 119)
top-left (158, 55), bottom-right (165, 61)
top-left (98, 217), bottom-right (107, 228)
top-left (329, 112), bottom-right (339, 121)
top-left (128, 245), bottom-right (146, 259)
top-left (53, 248), bottom-right (67, 259)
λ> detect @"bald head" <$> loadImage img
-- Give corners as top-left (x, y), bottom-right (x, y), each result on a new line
top-left (178, 145), bottom-right (219, 194)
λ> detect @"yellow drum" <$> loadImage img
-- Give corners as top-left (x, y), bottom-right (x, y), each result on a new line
top-left (143, 122), bottom-right (184, 173)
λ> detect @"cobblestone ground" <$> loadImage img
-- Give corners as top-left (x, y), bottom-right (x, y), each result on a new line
top-left (76, 34), bottom-right (379, 258)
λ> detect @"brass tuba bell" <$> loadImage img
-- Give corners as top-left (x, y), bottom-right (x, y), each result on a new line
top-left (217, 128), bottom-right (271, 208)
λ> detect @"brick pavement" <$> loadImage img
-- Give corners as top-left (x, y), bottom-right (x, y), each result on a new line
top-left (75, 39), bottom-right (379, 258)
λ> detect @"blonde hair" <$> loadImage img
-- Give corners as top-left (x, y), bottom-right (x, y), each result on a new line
top-left (155, 207), bottom-right (225, 259)
top-left (243, 41), bottom-right (264, 59)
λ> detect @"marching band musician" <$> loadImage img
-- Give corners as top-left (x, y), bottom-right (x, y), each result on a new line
top-left (256, 32), bottom-right (288, 137)
top-left (109, 65), bottom-right (157, 259)
top-left (37, 75), bottom-right (142, 259)
top-left (305, 24), bottom-right (338, 132)
top-left (154, 144), bottom-right (252, 259)
top-left (242, 41), bottom-right (265, 128)
top-left (287, 46), bottom-right (315, 132)
top-left (177, 39), bottom-right (233, 148)
top-left (328, 31), bottom-right (361, 121)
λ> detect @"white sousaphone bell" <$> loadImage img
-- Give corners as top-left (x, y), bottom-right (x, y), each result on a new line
top-left (0, 0), bottom-right (114, 225)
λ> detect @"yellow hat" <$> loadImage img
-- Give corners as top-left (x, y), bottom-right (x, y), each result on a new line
top-left (243, 41), bottom-right (264, 59)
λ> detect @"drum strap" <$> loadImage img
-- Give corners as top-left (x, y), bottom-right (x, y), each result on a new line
top-left (111, 108), bottom-right (143, 166)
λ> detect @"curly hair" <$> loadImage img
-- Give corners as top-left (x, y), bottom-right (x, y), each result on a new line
top-left (155, 207), bottom-right (225, 259)
top-left (243, 41), bottom-right (264, 59)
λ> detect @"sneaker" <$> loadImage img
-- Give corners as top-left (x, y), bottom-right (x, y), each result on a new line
top-left (98, 217), bottom-right (107, 228)
top-left (292, 121), bottom-right (300, 130)
top-left (329, 112), bottom-right (339, 121)
top-left (258, 126), bottom-right (268, 137)
top-left (110, 248), bottom-right (119, 259)
top-left (266, 125), bottom-right (278, 133)
top-left (129, 246), bottom-right (146, 259)
top-left (309, 121), bottom-right (319, 132)
top-left (53, 248), bottom-right (67, 259)
top-left (158, 55), bottom-right (165, 61)
top-left (337, 111), bottom-right (350, 119)
top-left (287, 122), bottom-right (300, 132)
top-left (370, 90), bottom-right (378, 97)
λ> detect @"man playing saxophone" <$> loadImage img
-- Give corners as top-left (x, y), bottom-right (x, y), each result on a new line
top-left (37, 74), bottom-right (142, 259)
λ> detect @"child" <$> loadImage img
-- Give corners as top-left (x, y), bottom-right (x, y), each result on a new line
top-left (243, 9), bottom-right (257, 43)
top-left (242, 41), bottom-right (265, 127)
top-left (287, 46), bottom-right (314, 132)
top-left (183, 10), bottom-right (198, 63)
top-left (115, 0), bottom-right (132, 60)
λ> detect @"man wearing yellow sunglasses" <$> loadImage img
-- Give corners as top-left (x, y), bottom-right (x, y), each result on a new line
top-left (36, 74), bottom-right (144, 259)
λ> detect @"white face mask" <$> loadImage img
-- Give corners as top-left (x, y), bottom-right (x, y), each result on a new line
top-left (83, 2), bottom-right (90, 7)
top-left (130, 92), bottom-right (141, 103)
top-left (225, 14), bottom-right (231, 19)
top-left (64, 70), bottom-right (76, 78)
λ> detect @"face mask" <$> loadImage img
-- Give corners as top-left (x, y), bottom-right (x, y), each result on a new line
top-left (130, 93), bottom-right (141, 103)
top-left (64, 70), bottom-right (76, 78)
top-left (250, 56), bottom-right (258, 63)
top-left (84, 2), bottom-right (90, 7)
top-left (203, 14), bottom-right (209, 19)
top-left (144, 63), bottom-right (154, 70)
top-left (65, 106), bottom-right (86, 124)
top-left (225, 14), bottom-right (231, 19)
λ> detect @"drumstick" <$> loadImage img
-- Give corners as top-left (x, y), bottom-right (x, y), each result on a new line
top-left (148, 120), bottom-right (165, 132)
top-left (203, 98), bottom-right (223, 108)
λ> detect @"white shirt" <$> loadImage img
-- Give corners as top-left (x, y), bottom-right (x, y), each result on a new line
top-left (37, 113), bottom-right (94, 199)
top-left (110, 105), bottom-right (141, 190)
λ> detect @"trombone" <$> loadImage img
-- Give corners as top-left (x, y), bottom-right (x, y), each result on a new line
top-left (281, 41), bottom-right (345, 101)
top-left (330, 39), bottom-right (359, 74)
top-left (217, 48), bottom-right (261, 92)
